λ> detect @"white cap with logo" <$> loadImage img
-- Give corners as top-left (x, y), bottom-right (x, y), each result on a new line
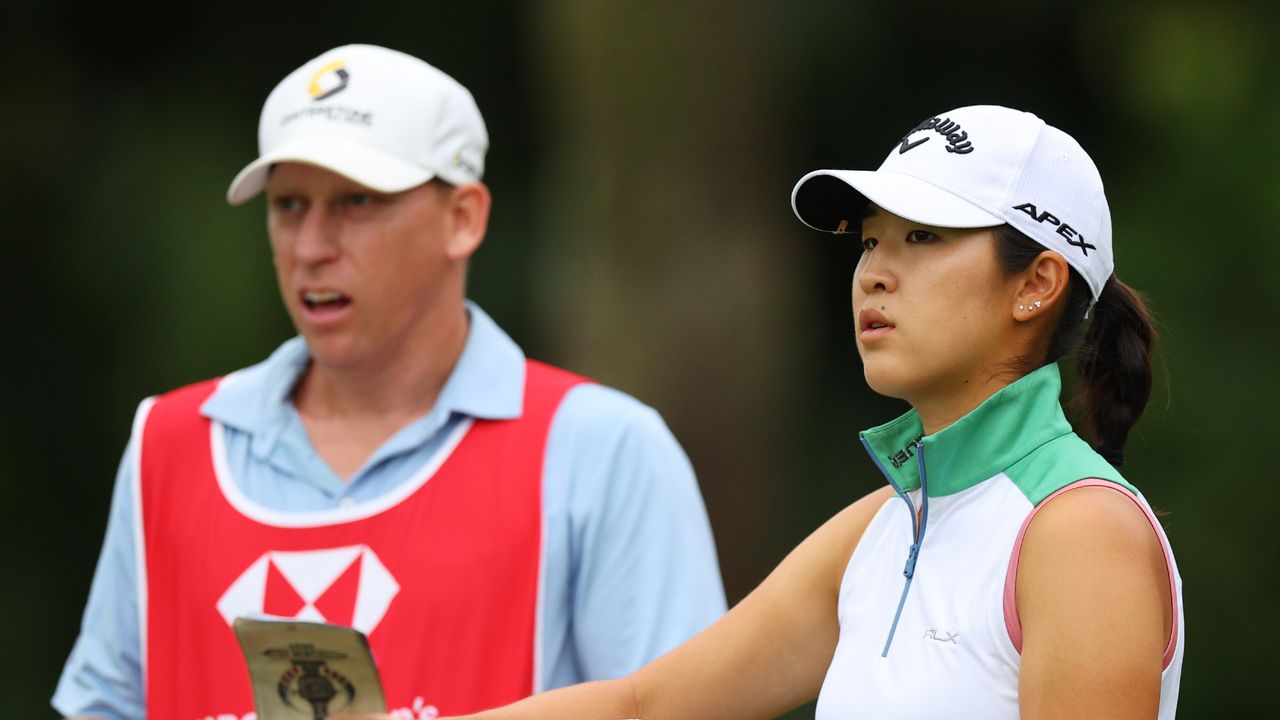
top-left (791, 105), bottom-right (1113, 301)
top-left (227, 43), bottom-right (489, 205)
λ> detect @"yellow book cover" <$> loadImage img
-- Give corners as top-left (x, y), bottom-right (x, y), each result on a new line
top-left (233, 616), bottom-right (388, 720)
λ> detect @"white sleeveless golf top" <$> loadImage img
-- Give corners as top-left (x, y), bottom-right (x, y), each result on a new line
top-left (815, 364), bottom-right (1183, 719)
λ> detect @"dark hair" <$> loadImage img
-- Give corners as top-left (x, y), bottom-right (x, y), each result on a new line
top-left (994, 226), bottom-right (1157, 466)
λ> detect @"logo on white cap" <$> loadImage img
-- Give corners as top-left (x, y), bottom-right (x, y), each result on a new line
top-left (791, 105), bottom-right (1114, 302)
top-left (1012, 202), bottom-right (1097, 257)
top-left (308, 60), bottom-right (351, 101)
top-left (227, 44), bottom-right (489, 205)
top-left (897, 115), bottom-right (975, 155)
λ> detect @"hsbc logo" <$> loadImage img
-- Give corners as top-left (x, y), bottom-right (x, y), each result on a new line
top-left (216, 545), bottom-right (400, 634)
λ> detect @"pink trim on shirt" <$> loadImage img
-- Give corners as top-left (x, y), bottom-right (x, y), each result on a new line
top-left (1003, 478), bottom-right (1179, 670)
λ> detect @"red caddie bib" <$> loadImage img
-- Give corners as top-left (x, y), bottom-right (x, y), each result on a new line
top-left (137, 360), bottom-right (586, 720)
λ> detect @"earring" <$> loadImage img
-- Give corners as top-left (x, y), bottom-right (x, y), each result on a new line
top-left (1034, 300), bottom-right (1042, 308)
top-left (1019, 304), bottom-right (1025, 311)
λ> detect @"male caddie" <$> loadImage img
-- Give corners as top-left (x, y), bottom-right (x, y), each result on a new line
top-left (54, 44), bottom-right (726, 720)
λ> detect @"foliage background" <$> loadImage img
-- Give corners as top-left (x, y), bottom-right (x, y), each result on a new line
top-left (4, 1), bottom-right (1276, 716)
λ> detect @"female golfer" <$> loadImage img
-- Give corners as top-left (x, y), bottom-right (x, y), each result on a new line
top-left (347, 105), bottom-right (1184, 719)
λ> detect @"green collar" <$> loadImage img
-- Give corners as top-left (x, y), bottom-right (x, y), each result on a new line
top-left (859, 363), bottom-right (1074, 497)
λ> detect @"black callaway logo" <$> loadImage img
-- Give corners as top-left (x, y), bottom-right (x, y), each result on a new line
top-left (1012, 202), bottom-right (1097, 256)
top-left (898, 115), bottom-right (974, 155)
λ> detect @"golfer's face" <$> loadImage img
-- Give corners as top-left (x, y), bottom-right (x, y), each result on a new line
top-left (853, 206), bottom-right (1013, 402)
top-left (265, 163), bottom-right (456, 370)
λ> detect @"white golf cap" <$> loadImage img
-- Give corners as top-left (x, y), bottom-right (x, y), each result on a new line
top-left (791, 105), bottom-right (1113, 301)
top-left (227, 44), bottom-right (489, 205)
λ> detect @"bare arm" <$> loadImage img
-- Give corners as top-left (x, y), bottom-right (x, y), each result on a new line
top-left (1016, 486), bottom-right (1172, 720)
top-left (625, 486), bottom-right (894, 720)
top-left (340, 486), bottom-right (895, 720)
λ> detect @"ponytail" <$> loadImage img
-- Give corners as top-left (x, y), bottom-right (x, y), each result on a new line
top-left (995, 226), bottom-right (1157, 466)
top-left (1076, 277), bottom-right (1157, 465)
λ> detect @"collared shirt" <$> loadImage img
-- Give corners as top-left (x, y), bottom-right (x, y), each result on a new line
top-left (816, 364), bottom-right (1183, 720)
top-left (54, 302), bottom-right (727, 720)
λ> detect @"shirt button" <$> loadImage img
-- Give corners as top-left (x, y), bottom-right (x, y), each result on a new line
top-left (338, 497), bottom-right (356, 509)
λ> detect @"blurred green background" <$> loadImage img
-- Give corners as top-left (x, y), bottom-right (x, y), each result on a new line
top-left (4, 0), bottom-right (1277, 716)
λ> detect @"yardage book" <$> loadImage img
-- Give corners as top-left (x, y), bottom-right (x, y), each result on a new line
top-left (233, 616), bottom-right (388, 720)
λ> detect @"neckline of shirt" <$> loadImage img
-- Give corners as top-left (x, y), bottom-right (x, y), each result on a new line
top-left (858, 362), bottom-right (1075, 498)
top-left (198, 300), bottom-right (526, 469)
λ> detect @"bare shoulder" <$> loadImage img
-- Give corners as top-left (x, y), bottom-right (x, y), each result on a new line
top-left (1021, 485), bottom-right (1164, 566)
top-left (1019, 484), bottom-right (1169, 611)
top-left (824, 485), bottom-right (898, 547)
top-left (1016, 484), bottom-right (1171, 718)
top-left (800, 485), bottom-right (898, 594)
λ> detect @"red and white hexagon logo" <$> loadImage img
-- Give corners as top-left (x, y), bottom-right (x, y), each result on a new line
top-left (216, 545), bottom-right (399, 634)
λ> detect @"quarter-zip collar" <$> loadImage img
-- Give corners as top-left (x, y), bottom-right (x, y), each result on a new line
top-left (859, 362), bottom-right (1073, 497)
top-left (859, 362), bottom-right (1074, 657)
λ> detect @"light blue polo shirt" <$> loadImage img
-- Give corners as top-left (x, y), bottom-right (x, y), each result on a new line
top-left (53, 302), bottom-right (727, 720)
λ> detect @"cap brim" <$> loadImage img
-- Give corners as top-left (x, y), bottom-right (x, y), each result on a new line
top-left (226, 136), bottom-right (436, 205)
top-left (791, 169), bottom-right (1003, 233)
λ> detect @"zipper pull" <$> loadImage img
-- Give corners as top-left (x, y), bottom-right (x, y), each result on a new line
top-left (903, 542), bottom-right (920, 578)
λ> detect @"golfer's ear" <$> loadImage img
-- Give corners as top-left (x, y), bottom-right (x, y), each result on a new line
top-left (444, 181), bottom-right (490, 261)
top-left (1012, 250), bottom-right (1071, 322)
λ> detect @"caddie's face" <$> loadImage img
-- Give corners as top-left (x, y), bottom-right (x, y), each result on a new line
top-left (852, 206), bottom-right (1016, 403)
top-left (265, 163), bottom-right (460, 370)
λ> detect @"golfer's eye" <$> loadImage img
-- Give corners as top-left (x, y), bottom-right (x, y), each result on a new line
top-left (861, 236), bottom-right (879, 251)
top-left (907, 230), bottom-right (937, 244)
top-left (273, 196), bottom-right (304, 213)
top-left (346, 192), bottom-right (372, 207)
